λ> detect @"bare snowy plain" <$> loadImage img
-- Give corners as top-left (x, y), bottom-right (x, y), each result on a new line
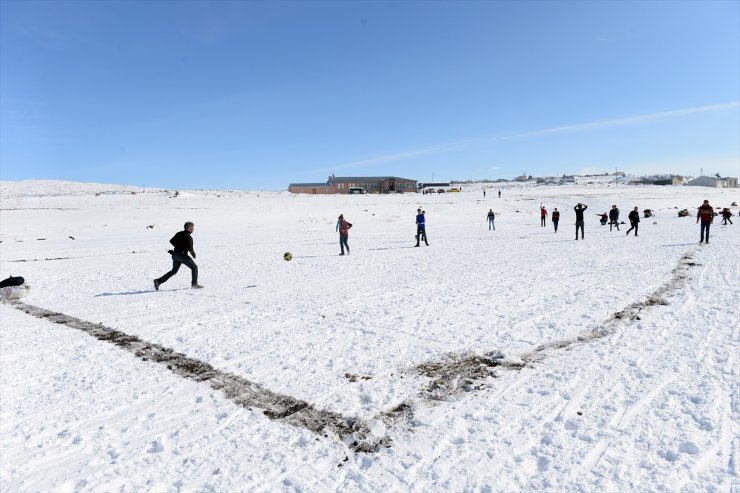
top-left (1, 180), bottom-right (738, 492)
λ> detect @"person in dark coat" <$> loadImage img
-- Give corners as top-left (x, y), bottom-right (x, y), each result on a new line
top-left (551, 208), bottom-right (560, 232)
top-left (721, 208), bottom-right (733, 225)
top-left (336, 214), bottom-right (353, 255)
top-left (697, 200), bottom-right (714, 244)
top-left (609, 205), bottom-right (620, 231)
top-left (154, 222), bottom-right (203, 290)
top-left (487, 209), bottom-right (495, 230)
top-left (574, 203), bottom-right (588, 240)
top-left (625, 207), bottom-right (640, 236)
top-left (415, 208), bottom-right (429, 246)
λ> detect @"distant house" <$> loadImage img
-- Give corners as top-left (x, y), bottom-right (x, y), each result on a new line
top-left (687, 176), bottom-right (738, 188)
top-left (288, 176), bottom-right (417, 194)
top-left (653, 176), bottom-right (684, 186)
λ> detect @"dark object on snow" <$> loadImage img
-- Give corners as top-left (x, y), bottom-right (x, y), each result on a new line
top-left (678, 209), bottom-right (690, 217)
top-left (0, 276), bottom-right (24, 288)
top-left (643, 209), bottom-right (653, 218)
top-left (68, 236), bottom-right (75, 240)
top-left (732, 201), bottom-right (738, 207)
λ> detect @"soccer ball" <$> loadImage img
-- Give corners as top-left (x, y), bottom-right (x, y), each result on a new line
top-left (283, 252), bottom-right (293, 261)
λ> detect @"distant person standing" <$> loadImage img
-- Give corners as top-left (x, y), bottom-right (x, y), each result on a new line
top-left (415, 208), bottom-right (429, 246)
top-left (551, 208), bottom-right (560, 232)
top-left (697, 200), bottom-right (714, 244)
top-left (609, 205), bottom-right (620, 231)
top-left (625, 207), bottom-right (640, 236)
top-left (498, 190), bottom-right (501, 198)
top-left (483, 189), bottom-right (486, 198)
top-left (540, 205), bottom-right (548, 227)
top-left (487, 209), bottom-right (496, 230)
top-left (336, 214), bottom-right (352, 255)
top-left (154, 222), bottom-right (203, 290)
top-left (574, 203), bottom-right (588, 240)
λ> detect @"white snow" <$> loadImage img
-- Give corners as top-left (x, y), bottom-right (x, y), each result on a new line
top-left (1, 180), bottom-right (738, 491)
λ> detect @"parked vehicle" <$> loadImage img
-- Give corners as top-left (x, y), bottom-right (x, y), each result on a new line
top-left (348, 188), bottom-right (367, 194)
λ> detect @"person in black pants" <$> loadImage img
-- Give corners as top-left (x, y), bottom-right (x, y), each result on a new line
top-left (552, 208), bottom-right (560, 232)
top-left (609, 205), bottom-right (620, 231)
top-left (574, 203), bottom-right (587, 240)
top-left (625, 207), bottom-right (640, 236)
top-left (154, 222), bottom-right (203, 290)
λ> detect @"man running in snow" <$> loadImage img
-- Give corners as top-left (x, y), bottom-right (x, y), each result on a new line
top-left (625, 207), bottom-right (640, 236)
top-left (552, 208), bottom-right (560, 232)
top-left (697, 200), bottom-right (714, 244)
top-left (609, 205), bottom-right (620, 231)
top-left (487, 209), bottom-right (495, 230)
top-left (415, 208), bottom-right (429, 246)
top-left (336, 214), bottom-right (352, 255)
top-left (574, 203), bottom-right (588, 240)
top-left (540, 205), bottom-right (548, 227)
top-left (721, 208), bottom-right (733, 225)
top-left (154, 222), bottom-right (203, 290)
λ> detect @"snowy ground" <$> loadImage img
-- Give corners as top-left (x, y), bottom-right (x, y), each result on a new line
top-left (1, 180), bottom-right (738, 492)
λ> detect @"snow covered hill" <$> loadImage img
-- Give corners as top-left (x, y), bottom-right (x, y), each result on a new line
top-left (1, 181), bottom-right (738, 492)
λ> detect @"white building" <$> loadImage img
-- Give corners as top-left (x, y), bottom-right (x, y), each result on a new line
top-left (687, 176), bottom-right (738, 188)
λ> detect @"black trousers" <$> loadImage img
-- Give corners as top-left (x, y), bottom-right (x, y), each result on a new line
top-left (626, 221), bottom-right (639, 236)
top-left (157, 252), bottom-right (198, 285)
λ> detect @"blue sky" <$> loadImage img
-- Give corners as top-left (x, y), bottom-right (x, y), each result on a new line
top-left (1, 0), bottom-right (738, 190)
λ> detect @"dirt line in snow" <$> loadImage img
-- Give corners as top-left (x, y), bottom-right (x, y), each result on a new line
top-left (412, 250), bottom-right (699, 400)
top-left (5, 301), bottom-right (390, 453)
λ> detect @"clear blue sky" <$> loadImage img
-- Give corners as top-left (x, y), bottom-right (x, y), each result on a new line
top-left (1, 1), bottom-right (738, 189)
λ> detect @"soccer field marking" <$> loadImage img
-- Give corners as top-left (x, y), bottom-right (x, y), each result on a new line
top-left (5, 300), bottom-right (391, 453)
top-left (4, 248), bottom-right (700, 456)
top-left (408, 249), bottom-right (699, 401)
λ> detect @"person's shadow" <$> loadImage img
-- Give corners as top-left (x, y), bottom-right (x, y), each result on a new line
top-left (95, 288), bottom-right (188, 297)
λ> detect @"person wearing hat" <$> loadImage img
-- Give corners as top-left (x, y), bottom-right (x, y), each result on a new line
top-left (415, 208), bottom-right (429, 246)
top-left (336, 213), bottom-right (352, 255)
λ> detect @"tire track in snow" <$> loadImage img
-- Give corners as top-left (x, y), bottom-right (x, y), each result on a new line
top-left (5, 300), bottom-right (391, 453)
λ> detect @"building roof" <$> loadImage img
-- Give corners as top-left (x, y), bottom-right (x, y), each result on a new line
top-left (328, 176), bottom-right (416, 183)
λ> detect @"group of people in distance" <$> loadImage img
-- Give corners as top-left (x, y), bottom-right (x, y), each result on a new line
top-left (151, 198), bottom-right (729, 291)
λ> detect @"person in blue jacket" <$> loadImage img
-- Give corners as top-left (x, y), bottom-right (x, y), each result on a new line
top-left (415, 208), bottom-right (429, 246)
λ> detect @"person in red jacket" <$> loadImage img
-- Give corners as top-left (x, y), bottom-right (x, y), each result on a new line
top-left (336, 214), bottom-right (353, 255)
top-left (697, 200), bottom-right (714, 244)
top-left (540, 205), bottom-right (548, 227)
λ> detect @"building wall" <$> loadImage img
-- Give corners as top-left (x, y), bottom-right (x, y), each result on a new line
top-left (688, 177), bottom-right (721, 188)
top-left (288, 185), bottom-right (338, 194)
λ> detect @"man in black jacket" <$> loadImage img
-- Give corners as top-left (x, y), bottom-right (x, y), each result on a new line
top-left (574, 203), bottom-right (588, 240)
top-left (625, 207), bottom-right (640, 236)
top-left (154, 222), bottom-right (203, 290)
top-left (609, 205), bottom-right (620, 231)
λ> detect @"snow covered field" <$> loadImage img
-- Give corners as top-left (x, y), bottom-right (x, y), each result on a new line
top-left (1, 180), bottom-right (738, 492)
